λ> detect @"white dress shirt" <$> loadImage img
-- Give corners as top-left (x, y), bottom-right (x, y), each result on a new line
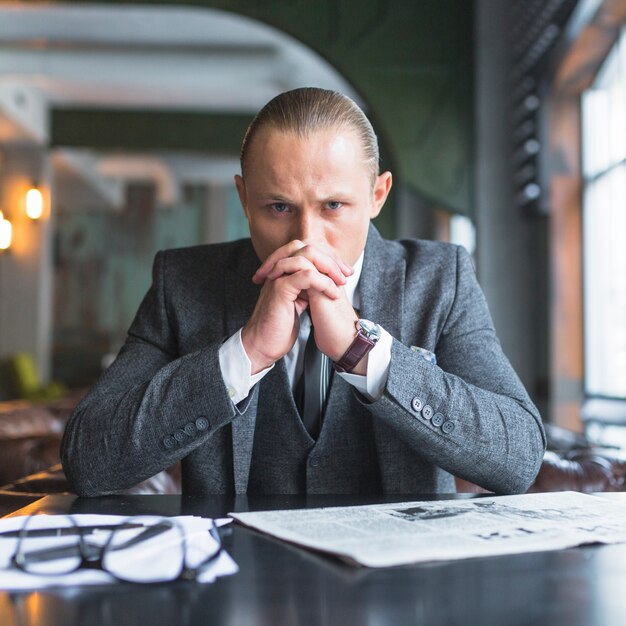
top-left (218, 252), bottom-right (393, 404)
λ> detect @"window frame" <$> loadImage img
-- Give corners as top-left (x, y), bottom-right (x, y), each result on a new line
top-left (547, 0), bottom-right (626, 430)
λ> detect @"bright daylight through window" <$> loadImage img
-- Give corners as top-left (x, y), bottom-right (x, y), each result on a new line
top-left (582, 25), bottom-right (626, 400)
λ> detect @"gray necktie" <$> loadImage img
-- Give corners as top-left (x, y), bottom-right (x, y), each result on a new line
top-left (296, 324), bottom-right (331, 439)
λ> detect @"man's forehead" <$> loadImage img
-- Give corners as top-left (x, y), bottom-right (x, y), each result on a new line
top-left (243, 126), bottom-right (369, 184)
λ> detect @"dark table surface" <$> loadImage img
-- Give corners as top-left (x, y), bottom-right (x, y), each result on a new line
top-left (2, 493), bottom-right (626, 626)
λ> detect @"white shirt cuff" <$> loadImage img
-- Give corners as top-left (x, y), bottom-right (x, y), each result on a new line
top-left (338, 327), bottom-right (392, 401)
top-left (218, 328), bottom-right (274, 404)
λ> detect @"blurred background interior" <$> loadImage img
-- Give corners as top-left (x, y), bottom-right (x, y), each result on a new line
top-left (0, 0), bottom-right (625, 488)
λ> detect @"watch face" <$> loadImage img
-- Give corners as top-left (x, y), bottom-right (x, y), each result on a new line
top-left (358, 319), bottom-right (381, 340)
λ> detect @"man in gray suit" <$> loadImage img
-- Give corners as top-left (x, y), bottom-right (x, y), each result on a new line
top-left (61, 88), bottom-right (545, 497)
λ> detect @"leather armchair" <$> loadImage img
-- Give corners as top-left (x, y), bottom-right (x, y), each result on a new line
top-left (455, 423), bottom-right (626, 494)
top-left (1, 463), bottom-right (181, 497)
top-left (529, 450), bottom-right (626, 493)
top-left (0, 401), bottom-right (67, 487)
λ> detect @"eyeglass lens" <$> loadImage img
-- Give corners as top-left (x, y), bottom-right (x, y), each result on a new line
top-left (103, 517), bottom-right (184, 583)
top-left (15, 516), bottom-right (82, 576)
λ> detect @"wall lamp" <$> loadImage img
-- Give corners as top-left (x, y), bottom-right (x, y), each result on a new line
top-left (25, 184), bottom-right (43, 220)
top-left (0, 210), bottom-right (12, 251)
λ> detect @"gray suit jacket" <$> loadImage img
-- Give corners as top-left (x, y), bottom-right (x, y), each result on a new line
top-left (61, 225), bottom-right (545, 496)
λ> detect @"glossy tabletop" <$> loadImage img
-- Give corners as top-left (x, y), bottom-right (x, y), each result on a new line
top-left (2, 493), bottom-right (626, 626)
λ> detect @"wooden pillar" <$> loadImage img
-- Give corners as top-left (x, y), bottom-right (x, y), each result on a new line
top-left (549, 97), bottom-right (583, 430)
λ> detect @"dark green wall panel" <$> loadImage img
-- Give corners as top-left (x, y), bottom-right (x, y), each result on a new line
top-left (51, 110), bottom-right (251, 153)
top-left (54, 0), bottom-right (474, 219)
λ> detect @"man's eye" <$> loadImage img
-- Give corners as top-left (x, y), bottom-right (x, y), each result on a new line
top-left (271, 203), bottom-right (289, 213)
top-left (326, 201), bottom-right (342, 210)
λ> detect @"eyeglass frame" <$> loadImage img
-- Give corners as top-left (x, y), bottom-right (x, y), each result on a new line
top-left (10, 515), bottom-right (224, 584)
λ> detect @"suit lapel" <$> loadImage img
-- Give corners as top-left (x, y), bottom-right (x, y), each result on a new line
top-left (358, 224), bottom-right (405, 342)
top-left (323, 225), bottom-right (406, 430)
top-left (359, 226), bottom-right (415, 489)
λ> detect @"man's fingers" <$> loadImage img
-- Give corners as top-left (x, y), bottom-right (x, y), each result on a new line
top-left (252, 240), bottom-right (306, 284)
top-left (276, 268), bottom-right (342, 301)
top-left (253, 240), bottom-right (353, 285)
top-left (292, 242), bottom-right (353, 276)
top-left (265, 256), bottom-right (315, 281)
top-left (265, 255), bottom-right (348, 287)
top-left (290, 246), bottom-right (351, 286)
top-left (294, 296), bottom-right (309, 317)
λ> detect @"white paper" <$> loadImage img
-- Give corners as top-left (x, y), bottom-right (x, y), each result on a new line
top-left (230, 492), bottom-right (626, 567)
top-left (0, 514), bottom-right (238, 589)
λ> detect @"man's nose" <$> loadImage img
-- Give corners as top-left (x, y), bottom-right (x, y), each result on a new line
top-left (293, 213), bottom-right (323, 243)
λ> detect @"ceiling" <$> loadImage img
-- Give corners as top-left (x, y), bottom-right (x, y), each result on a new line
top-left (0, 3), bottom-right (357, 115)
top-left (0, 3), bottom-right (357, 208)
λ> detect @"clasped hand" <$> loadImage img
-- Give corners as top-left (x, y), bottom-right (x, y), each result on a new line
top-left (241, 240), bottom-right (360, 375)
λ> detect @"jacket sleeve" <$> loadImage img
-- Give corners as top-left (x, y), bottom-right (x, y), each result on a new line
top-left (366, 245), bottom-right (546, 494)
top-left (60, 250), bottom-right (246, 497)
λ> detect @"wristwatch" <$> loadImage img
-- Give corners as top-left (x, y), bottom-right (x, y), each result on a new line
top-left (333, 319), bottom-right (381, 373)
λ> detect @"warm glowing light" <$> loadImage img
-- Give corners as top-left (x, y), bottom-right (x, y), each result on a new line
top-left (26, 186), bottom-right (43, 220)
top-left (0, 215), bottom-right (12, 250)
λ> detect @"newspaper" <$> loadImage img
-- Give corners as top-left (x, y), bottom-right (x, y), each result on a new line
top-left (230, 491), bottom-right (626, 567)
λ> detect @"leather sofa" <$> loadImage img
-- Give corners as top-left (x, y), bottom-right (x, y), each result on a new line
top-left (455, 424), bottom-right (626, 493)
top-left (455, 449), bottom-right (626, 494)
top-left (0, 392), bottom-right (81, 517)
top-left (0, 394), bottom-right (82, 487)
top-left (0, 392), bottom-right (181, 516)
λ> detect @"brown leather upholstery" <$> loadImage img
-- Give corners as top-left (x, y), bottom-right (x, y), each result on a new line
top-left (0, 402), bottom-right (65, 439)
top-left (454, 422), bottom-right (626, 494)
top-left (0, 436), bottom-right (62, 486)
top-left (0, 392), bottom-right (184, 504)
top-left (2, 463), bottom-right (181, 497)
top-left (0, 399), bottom-right (68, 486)
top-left (456, 448), bottom-right (626, 494)
top-left (0, 392), bottom-right (89, 488)
top-left (529, 450), bottom-right (626, 493)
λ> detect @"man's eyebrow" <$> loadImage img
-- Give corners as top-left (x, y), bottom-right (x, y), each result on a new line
top-left (255, 190), bottom-right (355, 202)
top-left (257, 193), bottom-right (293, 203)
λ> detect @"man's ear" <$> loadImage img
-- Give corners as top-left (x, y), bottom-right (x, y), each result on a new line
top-left (234, 174), bottom-right (249, 219)
top-left (370, 171), bottom-right (392, 219)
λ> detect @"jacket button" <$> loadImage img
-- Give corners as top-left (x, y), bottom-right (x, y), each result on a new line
top-left (173, 429), bottom-right (186, 442)
top-left (442, 420), bottom-right (456, 434)
top-left (421, 405), bottom-right (434, 420)
top-left (195, 417), bottom-right (209, 431)
top-left (432, 413), bottom-right (444, 427)
top-left (163, 436), bottom-right (175, 449)
top-left (411, 397), bottom-right (423, 413)
top-left (184, 422), bottom-right (197, 437)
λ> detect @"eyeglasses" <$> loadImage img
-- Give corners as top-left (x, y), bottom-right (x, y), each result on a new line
top-left (10, 515), bottom-right (223, 584)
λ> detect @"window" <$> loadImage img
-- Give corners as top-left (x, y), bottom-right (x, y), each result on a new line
top-left (581, 25), bottom-right (626, 400)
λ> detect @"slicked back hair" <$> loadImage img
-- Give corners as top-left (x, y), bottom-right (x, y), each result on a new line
top-left (240, 87), bottom-right (380, 184)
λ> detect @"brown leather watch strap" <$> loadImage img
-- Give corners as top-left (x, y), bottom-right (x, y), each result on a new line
top-left (334, 330), bottom-right (377, 373)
